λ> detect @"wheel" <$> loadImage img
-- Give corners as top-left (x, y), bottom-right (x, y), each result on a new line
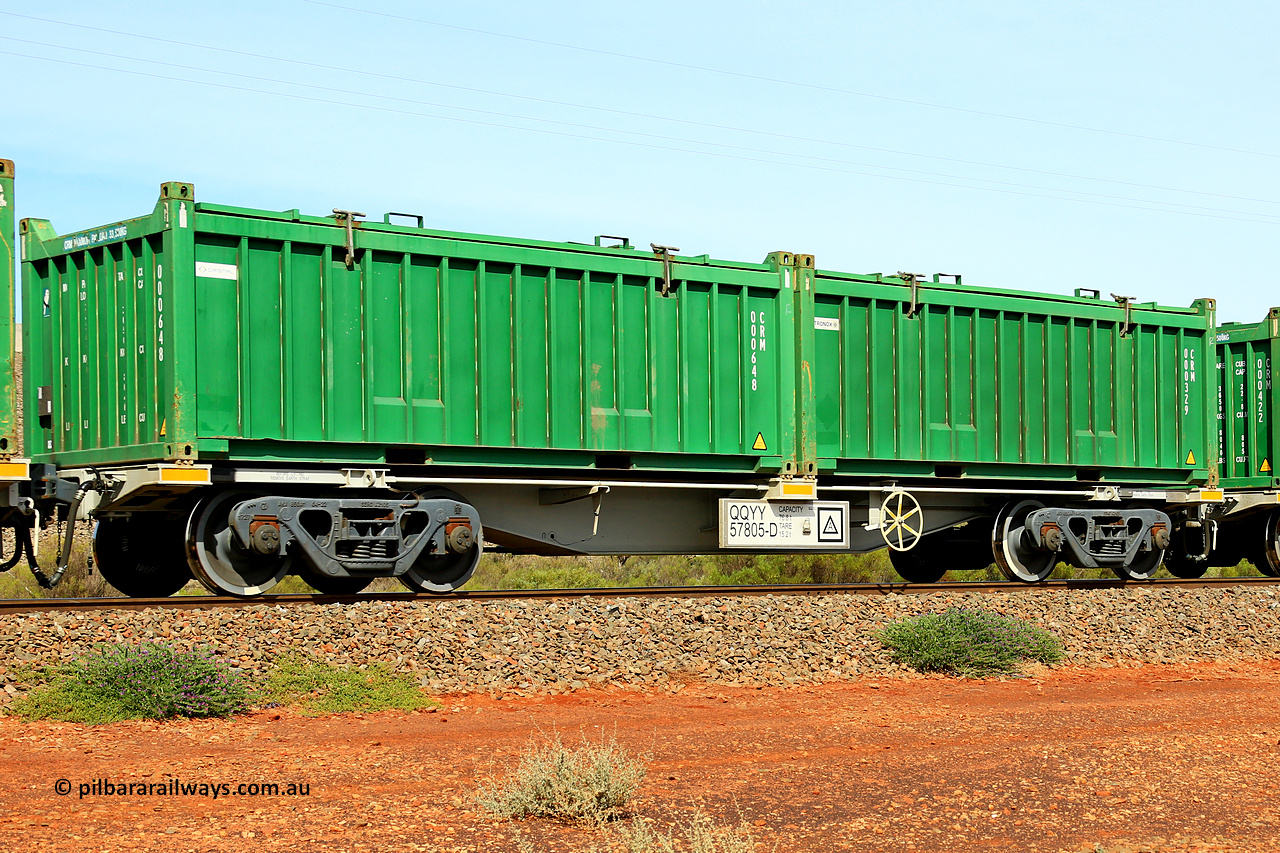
top-left (1163, 551), bottom-right (1208, 579)
top-left (1255, 511), bottom-right (1280, 577)
top-left (1163, 526), bottom-right (1209, 579)
top-left (1112, 544), bottom-right (1165, 580)
top-left (888, 529), bottom-right (995, 583)
top-left (399, 548), bottom-right (482, 593)
top-left (398, 489), bottom-right (483, 594)
top-left (880, 490), bottom-right (924, 552)
top-left (185, 491), bottom-right (292, 597)
top-left (992, 500), bottom-right (1056, 583)
top-left (399, 489), bottom-right (483, 594)
top-left (296, 564), bottom-right (372, 595)
top-left (888, 539), bottom-right (946, 583)
top-left (93, 516), bottom-right (193, 597)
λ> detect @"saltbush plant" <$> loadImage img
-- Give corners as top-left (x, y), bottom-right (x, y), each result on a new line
top-left (262, 656), bottom-right (436, 716)
top-left (877, 607), bottom-right (1064, 678)
top-left (7, 643), bottom-right (249, 723)
top-left (478, 730), bottom-right (647, 826)
top-left (606, 812), bottom-right (760, 853)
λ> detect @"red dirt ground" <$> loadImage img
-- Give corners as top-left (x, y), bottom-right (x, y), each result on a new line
top-left (2, 661), bottom-right (1279, 852)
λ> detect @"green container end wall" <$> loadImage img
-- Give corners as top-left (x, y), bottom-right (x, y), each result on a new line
top-left (810, 272), bottom-right (1216, 485)
top-left (0, 160), bottom-right (18, 455)
top-left (22, 184), bottom-right (798, 474)
top-left (21, 183), bottom-right (195, 466)
top-left (1214, 311), bottom-right (1280, 489)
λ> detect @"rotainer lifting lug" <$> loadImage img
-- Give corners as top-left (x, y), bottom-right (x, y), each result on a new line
top-left (897, 272), bottom-right (921, 317)
top-left (1111, 293), bottom-right (1135, 337)
top-left (333, 208), bottom-right (366, 270)
top-left (651, 243), bottom-right (680, 296)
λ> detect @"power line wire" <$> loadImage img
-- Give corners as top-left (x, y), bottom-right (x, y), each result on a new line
top-left (3, 10), bottom-right (1274, 207)
top-left (8, 35), bottom-right (1277, 220)
top-left (0, 48), bottom-right (1274, 227)
top-left (303, 0), bottom-right (1280, 161)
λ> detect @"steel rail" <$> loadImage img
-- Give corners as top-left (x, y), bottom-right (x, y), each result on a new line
top-left (1, 576), bottom-right (1277, 615)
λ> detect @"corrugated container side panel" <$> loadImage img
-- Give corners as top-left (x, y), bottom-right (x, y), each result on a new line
top-left (1255, 343), bottom-right (1274, 478)
top-left (481, 263), bottom-right (515, 447)
top-left (1044, 318), bottom-right (1068, 464)
top-left (622, 279), bottom-right (652, 451)
top-left (1141, 330), bottom-right (1162, 468)
top-left (880, 300), bottom-right (901, 457)
top-left (194, 240), bottom-right (237, 437)
top-left (549, 268), bottom-right (582, 448)
top-left (329, 256), bottom-right (364, 444)
top-left (1170, 328), bottom-right (1192, 467)
top-left (190, 217), bottom-right (784, 468)
top-left (513, 267), bottom-right (544, 446)
top-left (369, 252), bottom-right (405, 442)
top-left (813, 275), bottom-right (1211, 480)
top-left (1068, 320), bottom-right (1091, 462)
top-left (648, 281), bottom-right (673, 454)
top-left (1113, 320), bottom-right (1133, 464)
top-left (976, 311), bottom-right (999, 460)
top-left (1232, 341), bottom-right (1252, 479)
top-left (1215, 324), bottom-right (1277, 487)
top-left (247, 241), bottom-right (285, 439)
top-left (677, 287), bottom-right (707, 452)
top-left (288, 246), bottom-right (325, 441)
top-left (413, 258), bottom-right (446, 442)
top-left (712, 287), bottom-right (739, 454)
top-left (33, 233), bottom-right (169, 457)
top-left (1157, 328), bottom-right (1176, 467)
top-left (1216, 344), bottom-right (1227, 477)
top-left (1020, 316), bottom-right (1046, 464)
top-left (899, 306), bottom-right (923, 460)
top-left (42, 233), bottom-right (166, 455)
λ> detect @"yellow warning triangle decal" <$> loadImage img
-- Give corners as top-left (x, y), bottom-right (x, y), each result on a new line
top-left (752, 433), bottom-right (767, 452)
top-left (159, 418), bottom-right (166, 437)
top-left (1263, 458), bottom-right (1272, 473)
top-left (1186, 450), bottom-right (1196, 466)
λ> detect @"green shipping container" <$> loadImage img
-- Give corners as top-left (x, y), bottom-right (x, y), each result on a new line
top-left (1214, 311), bottom-right (1279, 490)
top-left (20, 183), bottom-right (801, 475)
top-left (807, 271), bottom-right (1216, 486)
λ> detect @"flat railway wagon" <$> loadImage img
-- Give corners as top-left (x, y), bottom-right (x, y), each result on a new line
top-left (2, 168), bottom-right (1225, 596)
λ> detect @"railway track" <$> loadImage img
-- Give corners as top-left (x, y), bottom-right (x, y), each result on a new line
top-left (2, 575), bottom-right (1277, 615)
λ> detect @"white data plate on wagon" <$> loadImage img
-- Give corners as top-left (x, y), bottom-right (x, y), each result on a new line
top-left (718, 500), bottom-right (849, 548)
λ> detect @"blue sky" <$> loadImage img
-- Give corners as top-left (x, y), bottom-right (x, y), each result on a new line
top-left (2, 0), bottom-right (1277, 323)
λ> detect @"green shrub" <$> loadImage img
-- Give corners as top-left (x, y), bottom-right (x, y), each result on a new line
top-left (262, 656), bottom-right (435, 716)
top-left (877, 607), bottom-right (1064, 678)
top-left (478, 730), bottom-right (646, 826)
top-left (498, 564), bottom-right (617, 591)
top-left (7, 643), bottom-right (249, 723)
top-left (605, 811), bottom-right (760, 853)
